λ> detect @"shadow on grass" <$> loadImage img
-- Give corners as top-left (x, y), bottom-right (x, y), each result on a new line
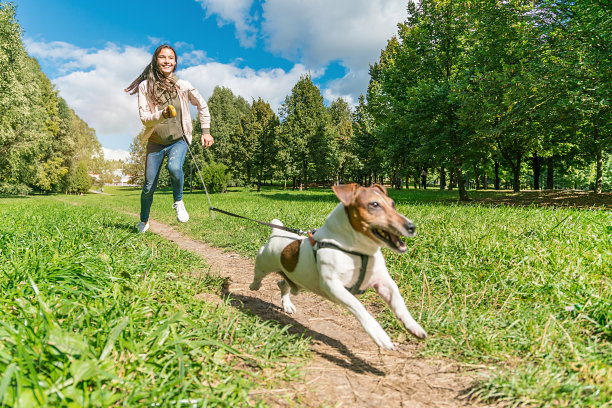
top-left (225, 292), bottom-right (385, 377)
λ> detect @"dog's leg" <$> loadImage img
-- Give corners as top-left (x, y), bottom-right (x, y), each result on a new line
top-left (319, 273), bottom-right (395, 350)
top-left (250, 264), bottom-right (267, 291)
top-left (277, 280), bottom-right (297, 314)
top-left (373, 274), bottom-right (427, 340)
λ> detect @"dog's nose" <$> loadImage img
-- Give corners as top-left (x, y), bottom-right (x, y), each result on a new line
top-left (405, 222), bottom-right (416, 236)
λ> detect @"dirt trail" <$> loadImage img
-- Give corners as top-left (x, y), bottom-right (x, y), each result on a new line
top-left (146, 218), bottom-right (493, 407)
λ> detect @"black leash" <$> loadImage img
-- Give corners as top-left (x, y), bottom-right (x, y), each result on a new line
top-left (209, 206), bottom-right (308, 236)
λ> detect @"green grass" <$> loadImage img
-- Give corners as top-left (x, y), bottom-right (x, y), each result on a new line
top-left (78, 185), bottom-right (611, 407)
top-left (3, 186), bottom-right (611, 407)
top-left (0, 196), bottom-right (310, 407)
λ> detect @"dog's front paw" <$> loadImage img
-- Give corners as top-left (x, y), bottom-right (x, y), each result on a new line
top-left (405, 322), bottom-right (428, 340)
top-left (249, 281), bottom-right (261, 291)
top-left (371, 328), bottom-right (395, 350)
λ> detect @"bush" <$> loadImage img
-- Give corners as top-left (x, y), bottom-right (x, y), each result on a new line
top-left (192, 161), bottom-right (230, 193)
top-left (64, 161), bottom-right (92, 194)
top-left (0, 182), bottom-right (32, 196)
top-left (203, 162), bottom-right (231, 193)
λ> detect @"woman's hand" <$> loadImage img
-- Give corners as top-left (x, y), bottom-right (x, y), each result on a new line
top-left (162, 105), bottom-right (176, 119)
top-left (201, 133), bottom-right (214, 148)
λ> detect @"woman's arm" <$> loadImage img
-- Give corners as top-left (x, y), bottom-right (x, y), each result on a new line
top-left (138, 81), bottom-right (164, 126)
top-left (186, 86), bottom-right (211, 133)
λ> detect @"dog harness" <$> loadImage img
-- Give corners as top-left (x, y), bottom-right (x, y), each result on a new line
top-left (309, 232), bottom-right (369, 295)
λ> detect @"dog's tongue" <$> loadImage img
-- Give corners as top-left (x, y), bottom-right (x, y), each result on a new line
top-left (393, 235), bottom-right (407, 252)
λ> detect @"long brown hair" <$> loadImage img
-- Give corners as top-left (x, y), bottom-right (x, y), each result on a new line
top-left (125, 44), bottom-right (178, 105)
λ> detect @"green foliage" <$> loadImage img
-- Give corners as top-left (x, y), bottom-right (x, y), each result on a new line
top-left (206, 86), bottom-right (251, 168)
top-left (230, 98), bottom-right (280, 189)
top-left (190, 161), bottom-right (230, 193)
top-left (364, 0), bottom-right (611, 194)
top-left (0, 182), bottom-right (31, 195)
top-left (0, 2), bottom-right (101, 195)
top-left (278, 74), bottom-right (333, 186)
top-left (65, 161), bottom-right (92, 194)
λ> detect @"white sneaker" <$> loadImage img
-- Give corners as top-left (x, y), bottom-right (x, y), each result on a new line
top-left (173, 200), bottom-right (189, 222)
top-left (137, 221), bottom-right (149, 234)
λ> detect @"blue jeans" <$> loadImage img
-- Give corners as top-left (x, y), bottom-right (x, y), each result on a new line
top-left (140, 139), bottom-right (188, 222)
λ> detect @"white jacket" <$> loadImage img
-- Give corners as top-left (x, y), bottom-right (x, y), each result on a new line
top-left (138, 79), bottom-right (210, 145)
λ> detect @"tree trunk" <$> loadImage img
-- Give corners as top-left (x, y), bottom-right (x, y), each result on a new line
top-left (473, 164), bottom-right (480, 189)
top-left (595, 145), bottom-right (603, 194)
top-left (257, 168), bottom-right (262, 192)
top-left (440, 166), bottom-right (446, 189)
top-left (531, 153), bottom-right (542, 190)
top-left (494, 160), bottom-right (500, 190)
top-left (532, 153), bottom-right (542, 190)
top-left (512, 153), bottom-right (521, 192)
top-left (448, 167), bottom-right (455, 191)
top-left (546, 157), bottom-right (554, 190)
top-left (457, 166), bottom-right (469, 201)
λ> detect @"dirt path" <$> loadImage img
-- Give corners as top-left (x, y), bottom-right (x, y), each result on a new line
top-left (140, 218), bottom-right (495, 408)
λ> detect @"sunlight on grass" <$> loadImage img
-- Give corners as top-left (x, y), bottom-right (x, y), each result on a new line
top-left (5, 187), bottom-right (611, 407)
top-left (0, 196), bottom-right (309, 406)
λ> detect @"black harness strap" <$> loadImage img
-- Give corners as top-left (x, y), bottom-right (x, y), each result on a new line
top-left (312, 241), bottom-right (369, 295)
top-left (210, 206), bottom-right (306, 235)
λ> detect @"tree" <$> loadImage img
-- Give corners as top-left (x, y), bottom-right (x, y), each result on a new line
top-left (251, 98), bottom-right (279, 191)
top-left (228, 99), bottom-right (279, 189)
top-left (328, 98), bottom-right (355, 185)
top-left (278, 74), bottom-right (331, 188)
top-left (368, 0), bottom-right (473, 199)
top-left (207, 86), bottom-right (250, 169)
top-left (65, 161), bottom-right (92, 194)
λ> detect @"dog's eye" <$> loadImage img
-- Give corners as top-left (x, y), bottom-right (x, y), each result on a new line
top-left (369, 202), bottom-right (381, 210)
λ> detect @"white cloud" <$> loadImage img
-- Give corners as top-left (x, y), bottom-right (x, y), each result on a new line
top-left (261, 0), bottom-right (406, 100)
top-left (196, 0), bottom-right (258, 47)
top-left (24, 41), bottom-right (314, 151)
top-left (179, 62), bottom-right (315, 112)
top-left (261, 0), bottom-right (405, 67)
top-left (103, 147), bottom-right (130, 161)
top-left (197, 0), bottom-right (407, 105)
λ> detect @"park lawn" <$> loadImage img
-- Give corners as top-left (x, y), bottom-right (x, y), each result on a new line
top-left (3, 186), bottom-right (611, 407)
top-left (81, 185), bottom-right (611, 407)
top-left (0, 195), bottom-right (310, 407)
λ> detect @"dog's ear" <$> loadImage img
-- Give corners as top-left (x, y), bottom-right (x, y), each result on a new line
top-left (332, 183), bottom-right (359, 206)
top-left (371, 183), bottom-right (388, 196)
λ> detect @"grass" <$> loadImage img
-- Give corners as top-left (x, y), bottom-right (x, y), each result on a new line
top-left (2, 186), bottom-right (611, 407)
top-left (0, 197), bottom-right (310, 407)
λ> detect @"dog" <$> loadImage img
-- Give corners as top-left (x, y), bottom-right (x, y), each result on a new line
top-left (250, 183), bottom-right (427, 350)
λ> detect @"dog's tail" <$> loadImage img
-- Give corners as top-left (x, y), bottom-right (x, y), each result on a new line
top-left (268, 219), bottom-right (301, 239)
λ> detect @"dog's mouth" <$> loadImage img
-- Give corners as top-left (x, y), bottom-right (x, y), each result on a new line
top-left (372, 228), bottom-right (407, 253)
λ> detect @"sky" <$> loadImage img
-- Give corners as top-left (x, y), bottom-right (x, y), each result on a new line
top-left (15, 0), bottom-right (408, 161)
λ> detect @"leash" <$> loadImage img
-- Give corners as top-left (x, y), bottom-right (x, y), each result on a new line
top-left (182, 134), bottom-right (309, 235)
top-left (180, 129), bottom-right (308, 235)
top-left (209, 206), bottom-right (308, 236)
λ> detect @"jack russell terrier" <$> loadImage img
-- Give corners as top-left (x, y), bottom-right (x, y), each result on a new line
top-left (250, 183), bottom-right (427, 350)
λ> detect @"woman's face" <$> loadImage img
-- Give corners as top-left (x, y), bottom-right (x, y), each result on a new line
top-left (157, 48), bottom-right (176, 77)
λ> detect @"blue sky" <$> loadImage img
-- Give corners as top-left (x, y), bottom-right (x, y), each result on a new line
top-left (16, 0), bottom-right (407, 160)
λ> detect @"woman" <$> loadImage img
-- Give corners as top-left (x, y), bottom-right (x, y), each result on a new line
top-left (125, 44), bottom-right (214, 233)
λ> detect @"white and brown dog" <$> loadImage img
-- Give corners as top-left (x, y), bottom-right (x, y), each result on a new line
top-left (250, 183), bottom-right (427, 350)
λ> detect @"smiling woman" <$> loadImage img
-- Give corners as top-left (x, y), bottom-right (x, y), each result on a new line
top-left (124, 44), bottom-right (215, 234)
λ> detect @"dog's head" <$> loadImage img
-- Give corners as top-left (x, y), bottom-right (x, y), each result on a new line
top-left (332, 183), bottom-right (416, 253)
